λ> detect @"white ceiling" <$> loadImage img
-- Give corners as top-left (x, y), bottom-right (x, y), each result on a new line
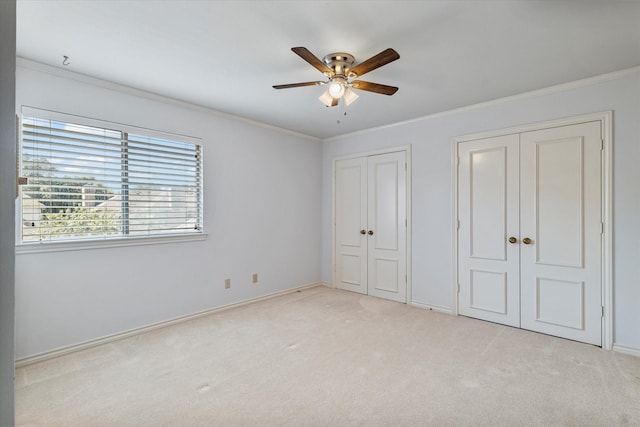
top-left (16, 0), bottom-right (640, 139)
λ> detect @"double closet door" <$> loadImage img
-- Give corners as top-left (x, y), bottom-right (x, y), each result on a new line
top-left (458, 121), bottom-right (603, 345)
top-left (334, 151), bottom-right (407, 303)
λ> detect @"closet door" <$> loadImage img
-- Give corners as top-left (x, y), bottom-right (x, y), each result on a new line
top-left (520, 121), bottom-right (602, 345)
top-left (458, 134), bottom-right (521, 327)
top-left (367, 151), bottom-right (407, 303)
top-left (335, 157), bottom-right (368, 295)
top-left (334, 151), bottom-right (408, 303)
top-left (458, 121), bottom-right (603, 346)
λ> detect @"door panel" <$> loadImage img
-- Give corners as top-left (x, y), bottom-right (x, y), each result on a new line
top-left (373, 257), bottom-right (399, 293)
top-left (340, 254), bottom-right (364, 287)
top-left (535, 278), bottom-right (584, 330)
top-left (458, 134), bottom-right (520, 327)
top-left (470, 270), bottom-right (507, 314)
top-left (368, 151), bottom-right (407, 302)
top-left (535, 137), bottom-right (584, 267)
top-left (371, 160), bottom-right (399, 251)
top-left (335, 158), bottom-right (367, 294)
top-left (520, 121), bottom-right (602, 345)
top-left (470, 147), bottom-right (510, 261)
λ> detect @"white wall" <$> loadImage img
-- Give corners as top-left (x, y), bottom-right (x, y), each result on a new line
top-left (0, 1), bottom-right (16, 423)
top-left (15, 61), bottom-right (323, 359)
top-left (322, 69), bottom-right (640, 352)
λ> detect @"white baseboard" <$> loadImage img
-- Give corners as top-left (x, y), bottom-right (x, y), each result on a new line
top-left (612, 344), bottom-right (640, 358)
top-left (410, 300), bottom-right (453, 315)
top-left (15, 282), bottom-right (324, 368)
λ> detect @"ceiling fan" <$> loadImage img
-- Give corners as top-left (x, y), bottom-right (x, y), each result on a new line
top-left (273, 47), bottom-right (400, 107)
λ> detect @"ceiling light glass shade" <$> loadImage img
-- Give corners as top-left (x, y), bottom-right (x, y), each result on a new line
top-left (343, 87), bottom-right (359, 106)
top-left (318, 89), bottom-right (335, 107)
top-left (328, 77), bottom-right (346, 98)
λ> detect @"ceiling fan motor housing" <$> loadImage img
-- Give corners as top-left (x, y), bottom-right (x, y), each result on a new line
top-left (322, 52), bottom-right (355, 78)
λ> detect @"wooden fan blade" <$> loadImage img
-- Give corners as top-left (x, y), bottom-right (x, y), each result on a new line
top-left (273, 81), bottom-right (324, 89)
top-left (349, 48), bottom-right (399, 78)
top-left (351, 80), bottom-right (398, 95)
top-left (291, 47), bottom-right (334, 76)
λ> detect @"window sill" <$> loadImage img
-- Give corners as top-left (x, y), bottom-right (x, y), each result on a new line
top-left (16, 233), bottom-right (208, 254)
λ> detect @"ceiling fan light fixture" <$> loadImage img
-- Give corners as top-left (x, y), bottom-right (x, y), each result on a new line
top-left (328, 77), bottom-right (346, 98)
top-left (319, 89), bottom-right (336, 107)
top-left (343, 87), bottom-right (359, 106)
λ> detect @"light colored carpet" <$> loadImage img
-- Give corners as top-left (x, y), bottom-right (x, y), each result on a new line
top-left (15, 286), bottom-right (640, 426)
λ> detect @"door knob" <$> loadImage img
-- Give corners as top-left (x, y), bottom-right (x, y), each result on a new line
top-left (508, 236), bottom-right (518, 244)
top-left (368, 230), bottom-right (374, 236)
top-left (522, 237), bottom-right (532, 245)
top-left (360, 229), bottom-right (366, 235)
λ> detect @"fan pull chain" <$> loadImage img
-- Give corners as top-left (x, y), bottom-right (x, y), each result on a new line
top-left (337, 102), bottom-right (347, 124)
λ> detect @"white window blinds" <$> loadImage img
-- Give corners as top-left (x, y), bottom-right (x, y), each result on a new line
top-left (20, 116), bottom-right (203, 243)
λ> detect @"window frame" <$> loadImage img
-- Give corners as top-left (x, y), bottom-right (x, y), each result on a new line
top-left (16, 107), bottom-right (206, 254)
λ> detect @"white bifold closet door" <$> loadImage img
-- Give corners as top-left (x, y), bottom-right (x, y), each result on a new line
top-left (335, 151), bottom-right (407, 303)
top-left (458, 121), bottom-right (603, 345)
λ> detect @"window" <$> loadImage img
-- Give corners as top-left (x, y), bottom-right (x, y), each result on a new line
top-left (19, 114), bottom-right (203, 244)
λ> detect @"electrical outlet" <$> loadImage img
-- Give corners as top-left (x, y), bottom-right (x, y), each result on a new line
top-left (252, 273), bottom-right (258, 284)
top-left (225, 279), bottom-right (231, 289)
